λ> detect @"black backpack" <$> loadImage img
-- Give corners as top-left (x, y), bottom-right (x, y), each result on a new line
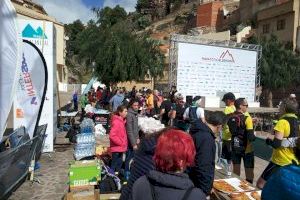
top-left (188, 107), bottom-right (203, 133)
top-left (282, 117), bottom-right (300, 138)
top-left (227, 112), bottom-right (247, 152)
top-left (175, 104), bottom-right (186, 121)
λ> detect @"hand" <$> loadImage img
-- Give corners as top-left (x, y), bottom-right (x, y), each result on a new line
top-left (267, 134), bottom-right (274, 140)
top-left (133, 145), bottom-right (138, 150)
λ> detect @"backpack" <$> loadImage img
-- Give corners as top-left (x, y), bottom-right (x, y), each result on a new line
top-left (175, 104), bottom-right (186, 121)
top-left (99, 165), bottom-right (121, 193)
top-left (188, 107), bottom-right (200, 133)
top-left (227, 112), bottom-right (247, 152)
top-left (282, 117), bottom-right (300, 138)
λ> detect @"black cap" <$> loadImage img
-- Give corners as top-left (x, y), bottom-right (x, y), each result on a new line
top-left (222, 92), bottom-right (235, 101)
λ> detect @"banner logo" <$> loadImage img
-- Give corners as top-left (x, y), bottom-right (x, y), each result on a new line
top-left (22, 24), bottom-right (48, 46)
top-left (22, 24), bottom-right (47, 39)
top-left (202, 50), bottom-right (235, 63)
top-left (19, 53), bottom-right (38, 105)
top-left (219, 50), bottom-right (235, 62)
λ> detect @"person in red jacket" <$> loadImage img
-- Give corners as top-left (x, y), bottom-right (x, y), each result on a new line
top-left (109, 105), bottom-right (128, 174)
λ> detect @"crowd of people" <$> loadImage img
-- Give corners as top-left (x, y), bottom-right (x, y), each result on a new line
top-left (78, 85), bottom-right (300, 200)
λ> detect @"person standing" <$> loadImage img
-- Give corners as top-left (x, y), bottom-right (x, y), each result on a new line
top-left (257, 98), bottom-right (299, 189)
top-left (227, 98), bottom-right (256, 183)
top-left (88, 91), bottom-right (94, 104)
top-left (72, 91), bottom-right (78, 111)
top-left (125, 99), bottom-right (140, 180)
top-left (170, 93), bottom-right (188, 131)
top-left (109, 89), bottom-right (125, 112)
top-left (262, 137), bottom-right (300, 200)
top-left (221, 92), bottom-right (236, 164)
top-left (159, 95), bottom-right (172, 126)
top-left (169, 85), bottom-right (177, 103)
top-left (109, 105), bottom-right (128, 174)
top-left (183, 97), bottom-right (205, 134)
top-left (96, 86), bottom-right (103, 107)
top-left (145, 89), bottom-right (154, 116)
top-left (130, 86), bottom-right (137, 99)
top-left (153, 90), bottom-right (162, 115)
top-left (189, 111), bottom-right (227, 196)
top-left (80, 93), bottom-right (88, 120)
top-left (131, 129), bottom-right (206, 200)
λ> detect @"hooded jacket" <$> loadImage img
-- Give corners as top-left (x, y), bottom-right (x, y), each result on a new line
top-left (126, 108), bottom-right (139, 147)
top-left (109, 115), bottom-right (127, 153)
top-left (189, 123), bottom-right (216, 195)
top-left (130, 170), bottom-right (206, 200)
top-left (120, 136), bottom-right (156, 200)
top-left (110, 93), bottom-right (124, 111)
top-left (262, 164), bottom-right (300, 200)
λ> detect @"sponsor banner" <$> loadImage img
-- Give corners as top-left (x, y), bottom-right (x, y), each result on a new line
top-left (177, 43), bottom-right (258, 102)
top-left (15, 19), bottom-right (56, 152)
top-left (14, 40), bottom-right (47, 138)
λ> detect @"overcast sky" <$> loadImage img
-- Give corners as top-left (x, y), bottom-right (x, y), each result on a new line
top-left (33, 0), bottom-right (137, 24)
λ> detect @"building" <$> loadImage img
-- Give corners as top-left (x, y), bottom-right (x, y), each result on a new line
top-left (196, 1), bottom-right (224, 32)
top-left (11, 0), bottom-right (68, 83)
top-left (256, 0), bottom-right (300, 50)
top-left (196, 0), bottom-right (240, 32)
top-left (239, 0), bottom-right (290, 24)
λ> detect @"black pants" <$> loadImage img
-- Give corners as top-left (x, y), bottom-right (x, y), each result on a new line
top-left (111, 152), bottom-right (123, 173)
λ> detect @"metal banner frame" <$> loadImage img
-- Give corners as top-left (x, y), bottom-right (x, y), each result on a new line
top-left (168, 34), bottom-right (262, 101)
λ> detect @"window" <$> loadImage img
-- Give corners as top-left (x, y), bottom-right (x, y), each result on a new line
top-left (277, 19), bottom-right (286, 30)
top-left (263, 24), bottom-right (270, 34)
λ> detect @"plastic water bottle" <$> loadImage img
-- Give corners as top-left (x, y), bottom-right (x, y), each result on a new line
top-left (226, 162), bottom-right (232, 177)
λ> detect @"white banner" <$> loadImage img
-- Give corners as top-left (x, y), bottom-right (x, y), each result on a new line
top-left (177, 43), bottom-right (258, 102)
top-left (16, 19), bottom-right (56, 152)
top-left (14, 40), bottom-right (47, 138)
top-left (0, 0), bottom-right (20, 142)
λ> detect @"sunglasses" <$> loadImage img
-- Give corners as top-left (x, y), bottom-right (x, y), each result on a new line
top-left (243, 104), bottom-right (248, 107)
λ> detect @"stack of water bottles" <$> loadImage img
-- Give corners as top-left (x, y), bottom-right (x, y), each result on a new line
top-left (74, 118), bottom-right (96, 160)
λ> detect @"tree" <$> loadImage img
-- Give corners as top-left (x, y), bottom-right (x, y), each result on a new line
top-left (64, 20), bottom-right (87, 82)
top-left (136, 0), bottom-right (153, 13)
top-left (92, 6), bottom-right (127, 28)
top-left (73, 6), bottom-right (165, 85)
top-left (249, 35), bottom-right (300, 107)
top-left (64, 20), bottom-right (85, 54)
top-left (92, 22), bottom-right (165, 85)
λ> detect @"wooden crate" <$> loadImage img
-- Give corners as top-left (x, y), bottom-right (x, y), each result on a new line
top-left (65, 189), bottom-right (100, 200)
top-left (100, 193), bottom-right (121, 200)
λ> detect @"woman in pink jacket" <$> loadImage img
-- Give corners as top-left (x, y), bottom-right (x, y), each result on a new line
top-left (109, 105), bottom-right (128, 173)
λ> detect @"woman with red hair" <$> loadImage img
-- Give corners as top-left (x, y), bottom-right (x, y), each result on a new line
top-left (130, 129), bottom-right (206, 200)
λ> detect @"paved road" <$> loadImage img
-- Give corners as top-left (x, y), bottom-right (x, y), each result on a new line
top-left (7, 132), bottom-right (269, 200)
top-left (8, 132), bottom-right (73, 200)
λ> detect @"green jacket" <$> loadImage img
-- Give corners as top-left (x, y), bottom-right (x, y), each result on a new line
top-left (80, 95), bottom-right (88, 108)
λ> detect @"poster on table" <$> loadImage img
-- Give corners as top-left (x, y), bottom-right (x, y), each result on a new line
top-left (0, 0), bottom-right (20, 142)
top-left (14, 19), bottom-right (57, 152)
top-left (176, 43), bottom-right (258, 102)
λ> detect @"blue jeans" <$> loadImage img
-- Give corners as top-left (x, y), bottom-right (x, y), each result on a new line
top-left (111, 152), bottom-right (123, 173)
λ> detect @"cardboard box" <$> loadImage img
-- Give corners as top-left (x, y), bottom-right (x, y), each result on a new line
top-left (69, 160), bottom-right (101, 187)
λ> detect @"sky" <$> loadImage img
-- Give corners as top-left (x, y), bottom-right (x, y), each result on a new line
top-left (33, 0), bottom-right (137, 24)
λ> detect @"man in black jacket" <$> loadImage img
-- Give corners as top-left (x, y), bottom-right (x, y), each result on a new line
top-left (189, 111), bottom-right (227, 196)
